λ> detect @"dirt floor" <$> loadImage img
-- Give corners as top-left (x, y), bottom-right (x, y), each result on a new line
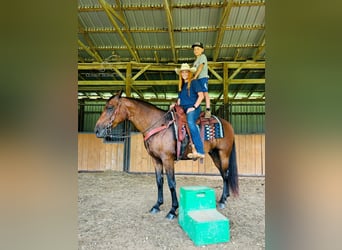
top-left (78, 171), bottom-right (264, 249)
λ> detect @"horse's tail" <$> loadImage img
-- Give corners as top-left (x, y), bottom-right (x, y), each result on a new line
top-left (228, 140), bottom-right (239, 196)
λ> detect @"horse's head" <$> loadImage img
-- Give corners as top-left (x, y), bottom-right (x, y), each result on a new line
top-left (94, 90), bottom-right (127, 138)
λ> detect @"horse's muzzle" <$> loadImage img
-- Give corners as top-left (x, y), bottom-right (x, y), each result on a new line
top-left (94, 126), bottom-right (105, 138)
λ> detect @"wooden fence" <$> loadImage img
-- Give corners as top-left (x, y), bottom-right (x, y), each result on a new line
top-left (78, 133), bottom-right (265, 176)
top-left (78, 133), bottom-right (124, 171)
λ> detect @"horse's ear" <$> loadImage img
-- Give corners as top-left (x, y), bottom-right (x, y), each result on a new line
top-left (109, 90), bottom-right (124, 101)
top-left (117, 90), bottom-right (123, 98)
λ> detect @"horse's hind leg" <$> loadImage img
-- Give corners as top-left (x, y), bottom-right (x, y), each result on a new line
top-left (209, 149), bottom-right (230, 209)
top-left (150, 159), bottom-right (164, 214)
top-left (218, 169), bottom-right (230, 209)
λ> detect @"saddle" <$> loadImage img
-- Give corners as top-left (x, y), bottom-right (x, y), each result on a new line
top-left (172, 105), bottom-right (191, 160)
top-left (172, 105), bottom-right (224, 160)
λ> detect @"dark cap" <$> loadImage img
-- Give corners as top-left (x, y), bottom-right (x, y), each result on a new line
top-left (191, 42), bottom-right (204, 49)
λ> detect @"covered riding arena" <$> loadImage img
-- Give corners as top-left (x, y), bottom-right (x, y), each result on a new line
top-left (78, 0), bottom-right (265, 249)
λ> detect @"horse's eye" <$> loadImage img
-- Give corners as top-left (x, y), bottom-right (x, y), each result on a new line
top-left (107, 106), bottom-right (114, 112)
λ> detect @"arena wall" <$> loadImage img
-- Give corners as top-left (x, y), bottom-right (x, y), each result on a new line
top-left (78, 133), bottom-right (265, 176)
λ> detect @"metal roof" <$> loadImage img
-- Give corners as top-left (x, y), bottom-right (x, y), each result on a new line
top-left (78, 0), bottom-right (265, 103)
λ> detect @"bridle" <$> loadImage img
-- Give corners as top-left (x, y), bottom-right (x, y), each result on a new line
top-left (104, 100), bottom-right (174, 140)
top-left (105, 102), bottom-right (121, 136)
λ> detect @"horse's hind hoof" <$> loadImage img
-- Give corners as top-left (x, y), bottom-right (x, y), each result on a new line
top-left (165, 212), bottom-right (177, 220)
top-left (218, 202), bottom-right (226, 209)
top-left (150, 207), bottom-right (160, 214)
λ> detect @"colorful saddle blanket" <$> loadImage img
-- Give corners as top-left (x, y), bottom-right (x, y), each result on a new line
top-left (198, 114), bottom-right (224, 141)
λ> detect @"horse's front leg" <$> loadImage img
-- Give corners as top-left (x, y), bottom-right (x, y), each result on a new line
top-left (164, 160), bottom-right (178, 220)
top-left (150, 159), bottom-right (164, 214)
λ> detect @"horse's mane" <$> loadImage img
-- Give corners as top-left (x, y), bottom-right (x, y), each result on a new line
top-left (126, 97), bottom-right (166, 112)
top-left (108, 95), bottom-right (166, 112)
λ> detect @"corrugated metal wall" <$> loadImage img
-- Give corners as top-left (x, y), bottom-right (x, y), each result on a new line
top-left (79, 101), bottom-right (265, 134)
top-left (83, 104), bottom-right (104, 131)
top-left (230, 103), bottom-right (265, 134)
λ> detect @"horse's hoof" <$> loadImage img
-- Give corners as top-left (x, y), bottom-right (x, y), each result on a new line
top-left (150, 207), bottom-right (160, 214)
top-left (218, 202), bottom-right (226, 209)
top-left (165, 212), bottom-right (177, 220)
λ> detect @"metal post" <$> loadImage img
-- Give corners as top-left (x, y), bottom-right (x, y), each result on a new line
top-left (123, 121), bottom-right (131, 172)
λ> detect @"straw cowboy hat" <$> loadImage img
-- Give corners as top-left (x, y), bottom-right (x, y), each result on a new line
top-left (175, 63), bottom-right (196, 75)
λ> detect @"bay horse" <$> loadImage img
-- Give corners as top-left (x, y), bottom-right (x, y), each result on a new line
top-left (94, 91), bottom-right (238, 220)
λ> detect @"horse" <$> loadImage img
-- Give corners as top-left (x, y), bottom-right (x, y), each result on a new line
top-left (94, 90), bottom-right (239, 220)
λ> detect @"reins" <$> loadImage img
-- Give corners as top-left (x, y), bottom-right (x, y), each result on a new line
top-left (142, 110), bottom-right (174, 141)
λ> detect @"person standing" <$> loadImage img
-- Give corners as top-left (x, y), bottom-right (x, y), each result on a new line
top-left (192, 42), bottom-right (211, 118)
top-left (170, 63), bottom-right (205, 159)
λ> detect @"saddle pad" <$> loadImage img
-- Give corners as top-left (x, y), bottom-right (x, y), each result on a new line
top-left (203, 115), bottom-right (224, 141)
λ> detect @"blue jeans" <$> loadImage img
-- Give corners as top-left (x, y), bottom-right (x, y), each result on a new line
top-left (186, 107), bottom-right (204, 154)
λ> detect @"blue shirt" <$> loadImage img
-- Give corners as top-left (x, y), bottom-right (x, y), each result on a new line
top-left (178, 80), bottom-right (203, 110)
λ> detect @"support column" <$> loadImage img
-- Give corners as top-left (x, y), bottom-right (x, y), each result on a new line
top-left (78, 99), bottom-right (85, 132)
top-left (123, 121), bottom-right (131, 172)
top-left (125, 62), bottom-right (132, 97)
top-left (223, 62), bottom-right (229, 120)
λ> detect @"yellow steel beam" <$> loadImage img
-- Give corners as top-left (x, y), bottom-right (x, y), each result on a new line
top-left (253, 34), bottom-right (265, 61)
top-left (78, 40), bottom-right (103, 62)
top-left (213, 0), bottom-right (234, 61)
top-left (98, 0), bottom-right (140, 62)
top-left (113, 0), bottom-right (137, 56)
top-left (223, 62), bottom-right (229, 104)
top-left (229, 65), bottom-right (243, 79)
top-left (80, 24), bottom-right (264, 34)
top-left (78, 61), bottom-right (265, 70)
top-left (164, 0), bottom-right (176, 62)
top-left (78, 78), bottom-right (264, 86)
top-left (112, 67), bottom-right (126, 80)
top-left (132, 64), bottom-right (151, 81)
top-left (125, 62), bottom-right (132, 96)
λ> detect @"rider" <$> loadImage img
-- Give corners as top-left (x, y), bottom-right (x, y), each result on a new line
top-left (192, 42), bottom-right (211, 119)
top-left (170, 63), bottom-right (205, 159)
